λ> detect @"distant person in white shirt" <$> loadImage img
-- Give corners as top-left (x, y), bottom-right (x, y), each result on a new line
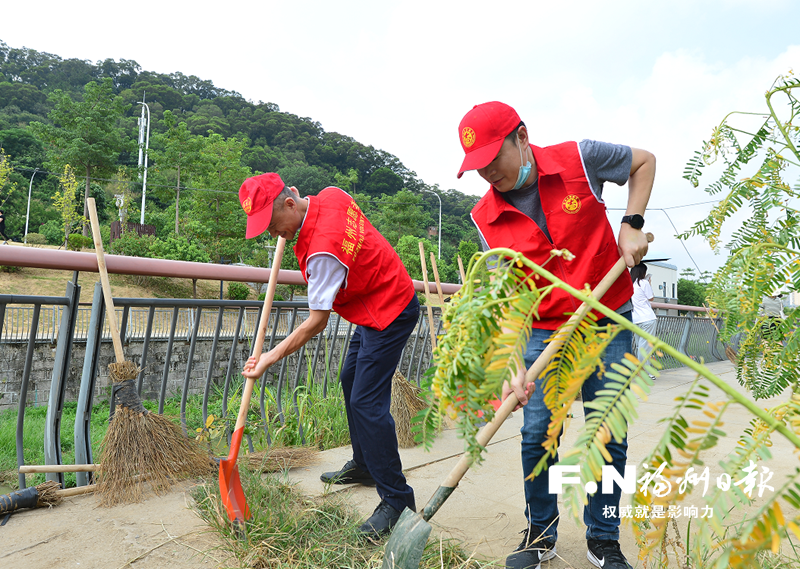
top-left (759, 294), bottom-right (785, 338)
top-left (630, 263), bottom-right (657, 367)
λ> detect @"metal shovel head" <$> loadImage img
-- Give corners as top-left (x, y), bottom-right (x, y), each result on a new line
top-left (219, 426), bottom-right (251, 522)
top-left (381, 507), bottom-right (432, 569)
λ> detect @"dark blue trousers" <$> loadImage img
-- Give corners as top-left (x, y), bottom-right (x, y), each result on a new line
top-left (339, 294), bottom-right (420, 513)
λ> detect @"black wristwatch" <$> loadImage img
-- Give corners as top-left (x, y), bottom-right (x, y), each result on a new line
top-left (621, 214), bottom-right (645, 229)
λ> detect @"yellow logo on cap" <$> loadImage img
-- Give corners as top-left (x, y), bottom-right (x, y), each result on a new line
top-left (562, 194), bottom-right (581, 214)
top-left (243, 197), bottom-right (252, 214)
top-left (462, 127), bottom-right (476, 148)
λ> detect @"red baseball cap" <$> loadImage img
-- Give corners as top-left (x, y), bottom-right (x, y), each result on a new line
top-left (239, 173), bottom-right (286, 239)
top-left (457, 102), bottom-right (521, 178)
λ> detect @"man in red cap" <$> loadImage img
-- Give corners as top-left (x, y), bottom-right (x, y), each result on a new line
top-left (239, 173), bottom-right (420, 538)
top-left (458, 102), bottom-right (655, 569)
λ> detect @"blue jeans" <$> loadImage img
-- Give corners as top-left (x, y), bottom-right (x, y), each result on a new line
top-left (520, 312), bottom-right (632, 542)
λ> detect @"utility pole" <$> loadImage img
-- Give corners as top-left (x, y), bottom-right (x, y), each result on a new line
top-left (137, 93), bottom-right (151, 225)
top-left (24, 168), bottom-right (39, 244)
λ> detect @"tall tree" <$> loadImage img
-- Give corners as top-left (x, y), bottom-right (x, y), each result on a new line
top-left (30, 78), bottom-right (130, 235)
top-left (394, 235), bottom-right (435, 281)
top-left (0, 148), bottom-right (16, 209)
top-left (370, 190), bottom-right (432, 247)
top-left (150, 110), bottom-right (204, 235)
top-left (183, 133), bottom-right (251, 262)
top-left (52, 164), bottom-right (85, 246)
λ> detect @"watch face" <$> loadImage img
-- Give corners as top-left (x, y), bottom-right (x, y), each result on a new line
top-left (623, 215), bottom-right (645, 229)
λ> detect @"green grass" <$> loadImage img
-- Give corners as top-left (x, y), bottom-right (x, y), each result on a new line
top-left (0, 377), bottom-right (351, 490)
top-left (192, 467), bottom-right (495, 569)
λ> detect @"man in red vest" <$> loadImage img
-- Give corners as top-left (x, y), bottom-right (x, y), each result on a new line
top-left (239, 173), bottom-right (420, 537)
top-left (458, 102), bottom-right (655, 569)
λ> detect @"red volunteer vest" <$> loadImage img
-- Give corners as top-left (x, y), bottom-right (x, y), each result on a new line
top-left (294, 187), bottom-right (415, 331)
top-left (470, 141), bottom-right (633, 329)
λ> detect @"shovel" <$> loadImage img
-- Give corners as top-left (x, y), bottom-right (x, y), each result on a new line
top-left (219, 236), bottom-right (286, 526)
top-left (382, 249), bottom-right (646, 569)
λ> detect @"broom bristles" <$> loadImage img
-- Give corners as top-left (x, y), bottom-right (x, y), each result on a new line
top-left (391, 370), bottom-right (428, 448)
top-left (97, 360), bottom-right (211, 506)
top-left (35, 481), bottom-right (63, 507)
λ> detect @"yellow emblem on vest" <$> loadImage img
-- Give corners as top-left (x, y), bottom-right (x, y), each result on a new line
top-left (562, 194), bottom-right (581, 214)
top-left (242, 197), bottom-right (252, 214)
top-left (462, 127), bottom-right (476, 148)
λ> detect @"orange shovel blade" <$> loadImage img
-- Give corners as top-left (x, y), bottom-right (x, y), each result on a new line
top-left (219, 426), bottom-right (251, 522)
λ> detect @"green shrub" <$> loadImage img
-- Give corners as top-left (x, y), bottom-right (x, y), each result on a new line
top-left (149, 234), bottom-right (210, 263)
top-left (40, 219), bottom-right (64, 246)
top-left (227, 282), bottom-right (250, 300)
top-left (108, 231), bottom-right (155, 258)
top-left (0, 265), bottom-right (22, 273)
top-left (24, 233), bottom-right (47, 245)
top-left (258, 291), bottom-right (285, 301)
top-left (67, 233), bottom-right (93, 251)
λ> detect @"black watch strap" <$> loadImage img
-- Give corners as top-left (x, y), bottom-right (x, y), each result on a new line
top-left (621, 214), bottom-right (645, 229)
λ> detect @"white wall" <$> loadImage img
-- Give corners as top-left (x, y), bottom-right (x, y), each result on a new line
top-left (644, 261), bottom-right (678, 304)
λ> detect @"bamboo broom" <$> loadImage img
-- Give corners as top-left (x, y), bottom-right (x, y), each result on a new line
top-left (86, 198), bottom-right (210, 506)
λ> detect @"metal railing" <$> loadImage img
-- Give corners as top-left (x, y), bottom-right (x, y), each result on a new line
top-left (0, 248), bottom-right (730, 490)
top-left (1, 282), bottom-right (442, 489)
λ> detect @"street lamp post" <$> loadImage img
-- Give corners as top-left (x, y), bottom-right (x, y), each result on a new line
top-left (24, 168), bottom-right (39, 244)
top-left (137, 98), bottom-right (151, 225)
top-left (423, 188), bottom-right (442, 259)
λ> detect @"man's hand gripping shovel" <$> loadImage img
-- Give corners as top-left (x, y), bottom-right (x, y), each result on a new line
top-left (219, 236), bottom-right (286, 531)
top-left (382, 234), bottom-right (652, 569)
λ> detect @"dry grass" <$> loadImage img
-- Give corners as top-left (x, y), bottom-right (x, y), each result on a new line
top-left (391, 371), bottom-right (428, 448)
top-left (245, 446), bottom-right (319, 473)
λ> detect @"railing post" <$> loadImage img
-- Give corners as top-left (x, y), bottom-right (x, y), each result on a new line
top-left (43, 279), bottom-right (81, 486)
top-left (677, 311), bottom-right (694, 358)
top-left (74, 282), bottom-right (104, 486)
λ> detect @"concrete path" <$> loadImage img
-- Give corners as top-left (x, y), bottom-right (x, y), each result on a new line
top-left (287, 360), bottom-right (800, 568)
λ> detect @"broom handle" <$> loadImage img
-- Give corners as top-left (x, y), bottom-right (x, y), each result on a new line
top-left (87, 198), bottom-right (124, 364)
top-left (21, 464), bottom-right (98, 473)
top-left (58, 484), bottom-right (97, 497)
top-left (429, 252), bottom-right (445, 305)
top-left (437, 246), bottom-right (648, 494)
top-left (232, 236), bottom-right (286, 434)
top-left (418, 242), bottom-right (437, 352)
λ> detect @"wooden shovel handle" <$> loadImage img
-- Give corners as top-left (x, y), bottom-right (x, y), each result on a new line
top-left (429, 252), bottom-right (445, 306)
top-left (87, 198), bottom-right (124, 364)
top-left (418, 242), bottom-right (437, 351)
top-left (232, 237), bottom-right (286, 434)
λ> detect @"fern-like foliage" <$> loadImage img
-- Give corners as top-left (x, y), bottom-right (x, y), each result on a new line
top-left (414, 249), bottom-right (545, 462)
top-left (679, 73), bottom-right (800, 407)
top-left (555, 351), bottom-right (658, 521)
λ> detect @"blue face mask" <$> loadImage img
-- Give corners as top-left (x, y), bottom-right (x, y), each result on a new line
top-left (512, 139), bottom-right (532, 190)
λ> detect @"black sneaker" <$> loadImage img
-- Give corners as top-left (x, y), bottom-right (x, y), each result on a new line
top-left (358, 500), bottom-right (402, 537)
top-left (505, 526), bottom-right (556, 569)
top-left (587, 539), bottom-right (632, 569)
top-left (320, 459), bottom-right (375, 485)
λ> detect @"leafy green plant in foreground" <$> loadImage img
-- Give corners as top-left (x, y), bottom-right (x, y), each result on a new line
top-left (416, 74), bottom-right (800, 569)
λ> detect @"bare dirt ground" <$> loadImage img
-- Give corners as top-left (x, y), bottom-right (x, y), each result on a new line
top-left (0, 482), bottom-right (235, 569)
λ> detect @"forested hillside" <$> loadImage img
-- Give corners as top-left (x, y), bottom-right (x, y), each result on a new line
top-left (0, 40), bottom-right (479, 283)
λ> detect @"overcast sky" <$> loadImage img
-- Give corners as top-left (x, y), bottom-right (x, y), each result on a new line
top-left (2, 0), bottom-right (799, 275)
